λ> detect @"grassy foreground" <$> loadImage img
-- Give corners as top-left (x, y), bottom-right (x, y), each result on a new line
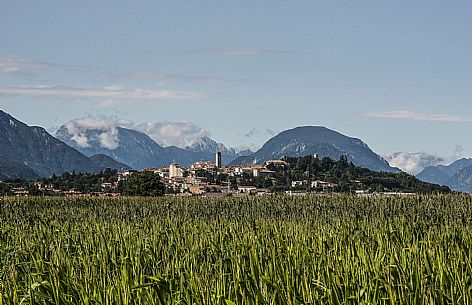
top-left (1, 194), bottom-right (472, 304)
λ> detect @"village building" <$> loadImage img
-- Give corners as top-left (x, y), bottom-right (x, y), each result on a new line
top-left (169, 163), bottom-right (184, 178)
top-left (238, 185), bottom-right (257, 193)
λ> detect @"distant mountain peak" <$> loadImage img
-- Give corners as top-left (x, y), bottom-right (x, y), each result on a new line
top-left (235, 149), bottom-right (254, 157)
top-left (187, 136), bottom-right (233, 154)
top-left (56, 124), bottom-right (244, 169)
top-left (56, 124), bottom-right (168, 169)
top-left (417, 158), bottom-right (472, 193)
top-left (229, 125), bottom-right (399, 172)
top-left (56, 122), bottom-right (121, 150)
top-left (447, 165), bottom-right (472, 193)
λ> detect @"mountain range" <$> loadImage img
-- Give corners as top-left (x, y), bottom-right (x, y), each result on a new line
top-left (55, 125), bottom-right (244, 169)
top-left (0, 110), bottom-right (128, 180)
top-left (230, 126), bottom-right (400, 173)
top-left (2, 110), bottom-right (472, 193)
top-left (416, 158), bottom-right (472, 193)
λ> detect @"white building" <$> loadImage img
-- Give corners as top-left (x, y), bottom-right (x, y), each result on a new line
top-left (118, 170), bottom-right (137, 181)
top-left (238, 186), bottom-right (257, 193)
top-left (169, 163), bottom-right (184, 178)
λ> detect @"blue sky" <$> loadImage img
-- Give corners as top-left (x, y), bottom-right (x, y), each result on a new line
top-left (1, 1), bottom-right (471, 163)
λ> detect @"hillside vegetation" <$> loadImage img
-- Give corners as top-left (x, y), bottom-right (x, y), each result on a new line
top-left (245, 155), bottom-right (450, 193)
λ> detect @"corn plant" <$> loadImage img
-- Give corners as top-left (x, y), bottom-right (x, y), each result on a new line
top-left (0, 194), bottom-right (471, 304)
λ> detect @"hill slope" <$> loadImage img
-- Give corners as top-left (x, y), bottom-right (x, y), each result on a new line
top-left (446, 165), bottom-right (472, 193)
top-left (230, 126), bottom-right (399, 172)
top-left (90, 154), bottom-right (131, 170)
top-left (0, 155), bottom-right (39, 180)
top-left (56, 125), bottom-right (172, 169)
top-left (445, 166), bottom-right (472, 194)
top-left (282, 155), bottom-right (450, 193)
top-left (0, 110), bottom-right (101, 178)
top-left (56, 125), bottom-right (242, 168)
top-left (417, 158), bottom-right (472, 193)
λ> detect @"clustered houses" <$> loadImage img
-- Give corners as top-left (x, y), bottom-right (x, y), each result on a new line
top-left (129, 153), bottom-right (281, 196)
top-left (27, 181), bottom-right (121, 197)
top-left (290, 180), bottom-right (337, 190)
top-left (122, 154), bottom-right (347, 196)
top-left (7, 153), bottom-right (380, 197)
top-left (2, 153), bottom-right (423, 197)
top-left (118, 170), bottom-right (137, 181)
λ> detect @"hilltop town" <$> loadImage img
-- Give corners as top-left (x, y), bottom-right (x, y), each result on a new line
top-left (137, 152), bottom-right (293, 196)
top-left (1, 153), bottom-right (450, 197)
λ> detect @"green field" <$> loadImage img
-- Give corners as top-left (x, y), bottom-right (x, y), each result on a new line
top-left (1, 194), bottom-right (472, 304)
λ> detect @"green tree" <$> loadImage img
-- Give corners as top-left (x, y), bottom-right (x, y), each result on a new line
top-left (123, 172), bottom-right (165, 196)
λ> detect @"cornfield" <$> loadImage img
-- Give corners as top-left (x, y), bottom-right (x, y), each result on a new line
top-left (1, 194), bottom-right (472, 304)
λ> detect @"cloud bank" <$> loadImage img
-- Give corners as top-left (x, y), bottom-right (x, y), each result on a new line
top-left (62, 117), bottom-right (132, 150)
top-left (127, 71), bottom-right (253, 84)
top-left (1, 55), bottom-right (252, 85)
top-left (60, 117), bottom-right (211, 149)
top-left (383, 152), bottom-right (447, 175)
top-left (384, 146), bottom-right (464, 175)
top-left (0, 55), bottom-right (58, 73)
top-left (362, 110), bottom-right (472, 123)
top-left (134, 121), bottom-right (210, 148)
top-left (188, 48), bottom-right (294, 55)
top-left (0, 85), bottom-right (204, 100)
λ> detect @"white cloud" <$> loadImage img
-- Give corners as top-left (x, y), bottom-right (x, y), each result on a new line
top-left (60, 117), bottom-right (212, 149)
top-left (0, 55), bottom-right (54, 73)
top-left (1, 55), bottom-right (253, 85)
top-left (384, 147), bottom-right (464, 175)
top-left (134, 121), bottom-right (210, 148)
top-left (62, 117), bottom-right (132, 150)
top-left (0, 85), bottom-right (204, 100)
top-left (383, 152), bottom-right (447, 175)
top-left (97, 127), bottom-right (120, 150)
top-left (188, 48), bottom-right (294, 55)
top-left (362, 110), bottom-right (472, 123)
top-left (127, 71), bottom-right (253, 84)
top-left (71, 132), bottom-right (90, 148)
top-left (0, 55), bottom-right (87, 74)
